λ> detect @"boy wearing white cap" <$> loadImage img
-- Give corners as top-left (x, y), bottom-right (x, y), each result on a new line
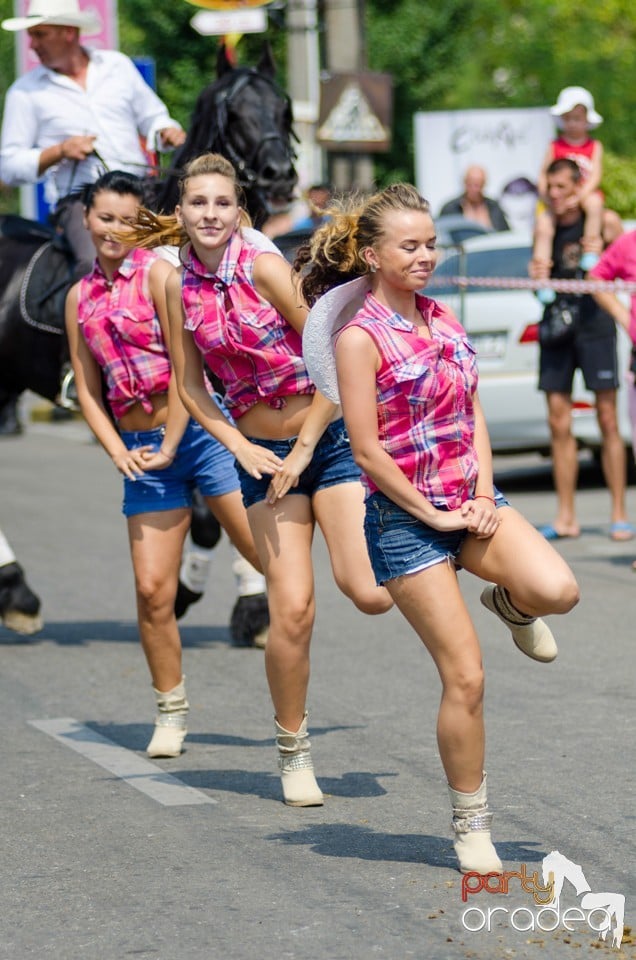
top-left (532, 86), bottom-right (606, 298)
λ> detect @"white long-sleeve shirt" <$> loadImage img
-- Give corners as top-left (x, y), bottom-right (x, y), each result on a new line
top-left (0, 48), bottom-right (182, 203)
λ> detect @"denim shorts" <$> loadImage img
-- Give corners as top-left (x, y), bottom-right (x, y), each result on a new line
top-left (236, 417), bottom-right (361, 509)
top-left (121, 417), bottom-right (239, 517)
top-left (364, 489), bottom-right (509, 585)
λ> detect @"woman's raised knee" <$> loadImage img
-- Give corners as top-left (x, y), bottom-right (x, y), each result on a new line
top-left (337, 577), bottom-right (393, 615)
top-left (548, 571), bottom-right (580, 614)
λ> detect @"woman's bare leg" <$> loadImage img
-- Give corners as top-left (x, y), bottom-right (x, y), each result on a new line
top-left (247, 495), bottom-right (316, 732)
top-left (128, 508), bottom-right (191, 690)
top-left (313, 481), bottom-right (392, 615)
top-left (386, 561), bottom-right (485, 792)
top-left (204, 490), bottom-right (261, 571)
top-left (458, 505), bottom-right (579, 617)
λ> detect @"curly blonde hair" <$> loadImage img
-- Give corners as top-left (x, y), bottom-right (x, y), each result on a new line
top-left (122, 153), bottom-right (252, 249)
top-left (296, 182), bottom-right (430, 305)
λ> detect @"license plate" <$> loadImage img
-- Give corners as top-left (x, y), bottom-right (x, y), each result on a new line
top-left (470, 332), bottom-right (507, 360)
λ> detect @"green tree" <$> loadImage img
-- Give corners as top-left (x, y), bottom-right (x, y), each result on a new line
top-left (120, 0), bottom-right (287, 131)
top-left (365, 0), bottom-right (479, 184)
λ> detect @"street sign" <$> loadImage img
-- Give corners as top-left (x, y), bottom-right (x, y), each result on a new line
top-left (317, 72), bottom-right (392, 152)
top-left (191, 8), bottom-right (267, 34)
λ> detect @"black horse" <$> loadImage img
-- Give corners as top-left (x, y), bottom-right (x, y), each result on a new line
top-left (0, 44), bottom-right (297, 641)
top-left (152, 44), bottom-right (297, 227)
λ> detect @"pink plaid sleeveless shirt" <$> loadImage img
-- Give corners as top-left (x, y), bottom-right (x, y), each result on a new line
top-left (77, 248), bottom-right (170, 420)
top-left (338, 291), bottom-right (480, 507)
top-left (180, 234), bottom-right (314, 419)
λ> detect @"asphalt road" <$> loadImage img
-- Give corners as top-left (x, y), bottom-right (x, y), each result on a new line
top-left (1, 407), bottom-right (635, 960)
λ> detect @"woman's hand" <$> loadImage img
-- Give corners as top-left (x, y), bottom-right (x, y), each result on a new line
top-left (112, 445), bottom-right (154, 481)
top-left (140, 447), bottom-right (176, 472)
top-left (426, 507), bottom-right (472, 532)
top-left (235, 438), bottom-right (284, 479)
top-left (265, 442), bottom-right (314, 503)
top-left (463, 498), bottom-right (501, 539)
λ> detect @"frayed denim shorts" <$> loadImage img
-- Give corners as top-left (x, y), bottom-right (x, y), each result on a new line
top-left (236, 417), bottom-right (361, 509)
top-left (364, 489), bottom-right (509, 585)
top-left (120, 415), bottom-right (239, 518)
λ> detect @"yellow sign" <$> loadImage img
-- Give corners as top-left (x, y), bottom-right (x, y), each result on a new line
top-left (184, 0), bottom-right (271, 9)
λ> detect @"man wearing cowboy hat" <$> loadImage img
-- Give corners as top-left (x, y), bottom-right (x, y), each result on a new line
top-left (0, 0), bottom-right (185, 264)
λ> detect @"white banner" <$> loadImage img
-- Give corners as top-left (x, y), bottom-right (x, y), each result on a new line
top-left (414, 107), bottom-right (554, 232)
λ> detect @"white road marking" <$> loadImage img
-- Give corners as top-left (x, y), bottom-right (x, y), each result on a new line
top-left (30, 717), bottom-right (217, 806)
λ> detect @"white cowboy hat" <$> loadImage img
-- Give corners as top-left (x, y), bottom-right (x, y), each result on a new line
top-left (302, 275), bottom-right (371, 403)
top-left (550, 86), bottom-right (603, 128)
top-left (2, 0), bottom-right (101, 34)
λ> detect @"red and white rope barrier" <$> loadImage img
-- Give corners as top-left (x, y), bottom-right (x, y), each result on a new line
top-left (434, 276), bottom-right (636, 294)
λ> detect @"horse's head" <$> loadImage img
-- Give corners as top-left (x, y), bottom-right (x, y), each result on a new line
top-left (154, 44), bottom-right (298, 227)
top-left (212, 44), bottom-right (298, 224)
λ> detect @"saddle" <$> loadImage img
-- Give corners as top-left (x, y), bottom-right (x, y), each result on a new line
top-left (0, 216), bottom-right (76, 336)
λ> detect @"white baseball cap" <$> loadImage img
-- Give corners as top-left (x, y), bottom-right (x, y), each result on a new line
top-left (550, 86), bottom-right (603, 128)
top-left (2, 0), bottom-right (101, 34)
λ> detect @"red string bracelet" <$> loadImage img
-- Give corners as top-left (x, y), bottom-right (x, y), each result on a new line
top-left (474, 495), bottom-right (496, 504)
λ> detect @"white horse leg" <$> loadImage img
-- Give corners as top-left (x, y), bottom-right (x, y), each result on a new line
top-left (174, 493), bottom-right (223, 620)
top-left (175, 495), bottom-right (270, 649)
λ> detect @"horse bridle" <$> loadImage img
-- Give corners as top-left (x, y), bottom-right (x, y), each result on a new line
top-left (211, 69), bottom-right (298, 192)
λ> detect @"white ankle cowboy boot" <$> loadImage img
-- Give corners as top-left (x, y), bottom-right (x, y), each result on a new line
top-left (275, 712), bottom-right (324, 807)
top-left (448, 773), bottom-right (503, 874)
top-left (481, 584), bottom-right (558, 662)
top-left (147, 677), bottom-right (189, 758)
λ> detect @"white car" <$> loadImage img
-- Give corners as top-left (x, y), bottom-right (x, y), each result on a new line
top-left (429, 230), bottom-right (633, 455)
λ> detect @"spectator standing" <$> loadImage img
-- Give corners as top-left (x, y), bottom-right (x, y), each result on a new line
top-left (530, 158), bottom-right (632, 542)
top-left (589, 230), bottom-right (636, 560)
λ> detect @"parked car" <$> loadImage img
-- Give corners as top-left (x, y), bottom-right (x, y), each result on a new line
top-left (428, 231), bottom-right (632, 455)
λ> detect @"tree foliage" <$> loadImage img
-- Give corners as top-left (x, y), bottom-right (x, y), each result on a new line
top-left (364, 0), bottom-right (636, 210)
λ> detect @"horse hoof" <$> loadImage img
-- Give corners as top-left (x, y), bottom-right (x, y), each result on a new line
top-left (2, 609), bottom-right (43, 635)
top-left (230, 593), bottom-right (270, 648)
top-left (0, 561), bottom-right (42, 635)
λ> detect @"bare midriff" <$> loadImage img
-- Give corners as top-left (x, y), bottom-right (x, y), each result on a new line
top-left (237, 394), bottom-right (338, 440)
top-left (117, 393), bottom-right (169, 431)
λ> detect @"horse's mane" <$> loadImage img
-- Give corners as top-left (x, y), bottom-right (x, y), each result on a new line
top-left (172, 72), bottom-right (229, 167)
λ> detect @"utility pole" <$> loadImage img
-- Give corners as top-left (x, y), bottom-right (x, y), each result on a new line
top-left (322, 0), bottom-right (374, 191)
top-left (286, 0), bottom-right (322, 190)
